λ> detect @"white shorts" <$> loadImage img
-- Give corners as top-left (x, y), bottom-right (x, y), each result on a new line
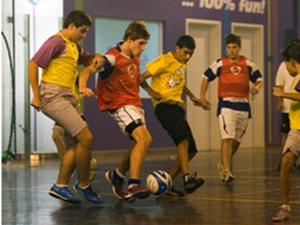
top-left (218, 108), bottom-right (249, 142)
top-left (109, 105), bottom-right (146, 135)
top-left (282, 129), bottom-right (300, 167)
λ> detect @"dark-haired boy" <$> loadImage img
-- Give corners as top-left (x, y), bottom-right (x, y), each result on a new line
top-left (140, 35), bottom-right (205, 196)
top-left (272, 42), bottom-right (300, 222)
top-left (200, 33), bottom-right (263, 183)
top-left (28, 10), bottom-right (104, 204)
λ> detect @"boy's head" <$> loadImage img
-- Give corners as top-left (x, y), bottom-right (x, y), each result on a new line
top-left (225, 33), bottom-right (241, 47)
top-left (62, 10), bottom-right (92, 43)
top-left (174, 35), bottom-right (196, 64)
top-left (176, 35), bottom-right (196, 50)
top-left (63, 10), bottom-right (92, 29)
top-left (123, 20), bottom-right (150, 57)
top-left (225, 33), bottom-right (241, 61)
top-left (123, 20), bottom-right (150, 42)
top-left (282, 40), bottom-right (300, 77)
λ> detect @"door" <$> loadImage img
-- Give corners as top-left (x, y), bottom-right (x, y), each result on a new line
top-left (232, 23), bottom-right (265, 148)
top-left (186, 19), bottom-right (222, 150)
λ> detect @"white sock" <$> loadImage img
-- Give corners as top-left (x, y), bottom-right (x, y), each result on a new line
top-left (282, 205), bottom-right (291, 211)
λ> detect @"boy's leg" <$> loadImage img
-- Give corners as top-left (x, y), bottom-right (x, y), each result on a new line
top-left (220, 138), bottom-right (233, 173)
top-left (280, 151), bottom-right (295, 205)
top-left (168, 152), bottom-right (196, 180)
top-left (123, 125), bottom-right (151, 202)
top-left (56, 148), bottom-right (76, 185)
top-left (272, 151), bottom-right (295, 222)
top-left (52, 125), bottom-right (67, 161)
top-left (105, 147), bottom-right (132, 199)
top-left (129, 125), bottom-right (151, 179)
top-left (74, 127), bottom-right (93, 187)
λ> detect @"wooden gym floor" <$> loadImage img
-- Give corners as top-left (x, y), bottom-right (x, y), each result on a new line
top-left (2, 147), bottom-right (300, 225)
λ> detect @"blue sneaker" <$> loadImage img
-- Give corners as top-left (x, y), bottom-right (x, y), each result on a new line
top-left (49, 184), bottom-right (81, 204)
top-left (73, 182), bottom-right (103, 204)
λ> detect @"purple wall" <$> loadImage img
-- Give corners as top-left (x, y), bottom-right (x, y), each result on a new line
top-left (64, 0), bottom-right (296, 150)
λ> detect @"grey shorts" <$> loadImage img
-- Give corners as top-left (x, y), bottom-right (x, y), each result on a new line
top-left (40, 82), bottom-right (87, 137)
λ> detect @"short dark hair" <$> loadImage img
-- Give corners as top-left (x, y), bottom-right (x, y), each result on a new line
top-left (282, 41), bottom-right (300, 63)
top-left (176, 35), bottom-right (196, 50)
top-left (225, 33), bottom-right (241, 47)
top-left (123, 20), bottom-right (150, 41)
top-left (63, 10), bottom-right (92, 29)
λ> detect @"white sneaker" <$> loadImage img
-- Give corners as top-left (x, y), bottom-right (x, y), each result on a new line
top-left (272, 206), bottom-right (291, 222)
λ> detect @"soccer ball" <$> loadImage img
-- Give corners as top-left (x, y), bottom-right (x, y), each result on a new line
top-left (146, 170), bottom-right (172, 195)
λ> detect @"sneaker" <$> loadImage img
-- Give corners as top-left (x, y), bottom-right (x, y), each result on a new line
top-left (184, 173), bottom-right (205, 194)
top-left (272, 206), bottom-right (291, 222)
top-left (124, 185), bottom-right (151, 203)
top-left (105, 171), bottom-right (126, 199)
top-left (49, 184), bottom-right (81, 204)
top-left (73, 182), bottom-right (103, 204)
top-left (222, 171), bottom-right (235, 184)
top-left (165, 186), bottom-right (185, 197)
top-left (89, 157), bottom-right (97, 181)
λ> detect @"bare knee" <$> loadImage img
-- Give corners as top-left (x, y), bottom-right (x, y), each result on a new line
top-left (281, 151), bottom-right (295, 171)
top-left (76, 128), bottom-right (93, 146)
top-left (52, 126), bottom-right (64, 141)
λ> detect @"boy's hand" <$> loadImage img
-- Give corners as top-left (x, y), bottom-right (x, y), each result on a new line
top-left (80, 87), bottom-right (94, 97)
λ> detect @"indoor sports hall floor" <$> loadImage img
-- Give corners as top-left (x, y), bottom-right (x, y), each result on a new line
top-left (2, 147), bottom-right (300, 225)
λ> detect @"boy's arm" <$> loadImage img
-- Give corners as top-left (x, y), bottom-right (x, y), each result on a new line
top-left (28, 61), bottom-right (41, 111)
top-left (184, 85), bottom-right (210, 109)
top-left (276, 85), bottom-right (284, 111)
top-left (199, 78), bottom-right (211, 110)
top-left (273, 87), bottom-right (300, 101)
top-left (251, 80), bottom-right (263, 95)
top-left (79, 59), bottom-right (104, 97)
top-left (140, 70), bottom-right (162, 100)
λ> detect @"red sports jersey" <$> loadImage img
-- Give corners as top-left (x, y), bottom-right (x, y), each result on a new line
top-left (218, 56), bottom-right (250, 98)
top-left (97, 47), bottom-right (142, 111)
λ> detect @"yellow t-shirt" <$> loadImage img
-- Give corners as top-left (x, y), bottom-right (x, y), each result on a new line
top-left (290, 75), bottom-right (300, 130)
top-left (146, 52), bottom-right (186, 107)
top-left (41, 33), bottom-right (79, 88)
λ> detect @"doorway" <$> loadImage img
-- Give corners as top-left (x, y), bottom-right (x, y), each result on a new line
top-left (232, 23), bottom-right (265, 148)
top-left (186, 19), bottom-right (222, 150)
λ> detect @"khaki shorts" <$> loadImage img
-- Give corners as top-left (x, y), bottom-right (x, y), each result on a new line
top-left (283, 129), bottom-right (300, 167)
top-left (40, 82), bottom-right (87, 137)
top-left (218, 108), bottom-right (249, 142)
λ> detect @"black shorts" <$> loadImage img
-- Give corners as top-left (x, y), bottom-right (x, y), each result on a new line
top-left (281, 113), bottom-right (291, 134)
top-left (155, 103), bottom-right (197, 154)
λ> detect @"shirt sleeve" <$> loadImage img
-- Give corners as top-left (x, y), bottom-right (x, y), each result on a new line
top-left (275, 62), bottom-right (285, 86)
top-left (248, 61), bottom-right (263, 83)
top-left (99, 54), bottom-right (116, 80)
top-left (146, 55), bottom-right (165, 76)
top-left (203, 59), bottom-right (221, 82)
top-left (31, 36), bottom-right (65, 69)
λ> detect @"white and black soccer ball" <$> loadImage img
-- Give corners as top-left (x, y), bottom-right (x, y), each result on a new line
top-left (146, 170), bottom-right (172, 195)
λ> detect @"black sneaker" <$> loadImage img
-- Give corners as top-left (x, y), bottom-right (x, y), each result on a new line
top-left (165, 186), bottom-right (185, 197)
top-left (184, 173), bottom-right (204, 194)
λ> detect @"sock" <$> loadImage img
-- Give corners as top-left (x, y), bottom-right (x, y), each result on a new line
top-left (115, 168), bottom-right (126, 179)
top-left (55, 183), bottom-right (68, 187)
top-left (282, 205), bottom-right (291, 211)
top-left (183, 173), bottom-right (190, 183)
top-left (113, 168), bottom-right (125, 183)
top-left (128, 179), bottom-right (141, 189)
